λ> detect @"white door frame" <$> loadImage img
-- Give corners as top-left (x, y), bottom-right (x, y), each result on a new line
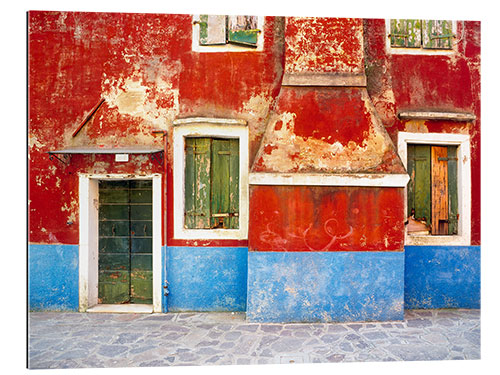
top-left (78, 173), bottom-right (162, 312)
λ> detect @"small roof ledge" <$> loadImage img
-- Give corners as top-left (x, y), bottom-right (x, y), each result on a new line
top-left (398, 111), bottom-right (476, 122)
top-left (48, 146), bottom-right (163, 154)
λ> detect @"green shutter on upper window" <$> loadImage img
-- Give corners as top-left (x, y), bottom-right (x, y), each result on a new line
top-left (227, 15), bottom-right (259, 47)
top-left (185, 138), bottom-right (212, 229)
top-left (199, 15), bottom-right (227, 45)
top-left (390, 19), bottom-right (422, 48)
top-left (422, 20), bottom-right (453, 49)
top-left (211, 139), bottom-right (239, 229)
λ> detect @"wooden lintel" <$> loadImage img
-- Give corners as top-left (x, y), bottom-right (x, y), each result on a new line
top-left (398, 111), bottom-right (476, 122)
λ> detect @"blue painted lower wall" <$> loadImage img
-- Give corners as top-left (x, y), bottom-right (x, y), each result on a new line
top-left (247, 251), bottom-right (404, 323)
top-left (164, 247), bottom-right (248, 312)
top-left (404, 246), bottom-right (480, 309)
top-left (28, 244), bottom-right (79, 311)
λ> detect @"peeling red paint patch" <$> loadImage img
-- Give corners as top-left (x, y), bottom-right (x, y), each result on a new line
top-left (249, 186), bottom-right (405, 252)
top-left (285, 17), bottom-right (365, 74)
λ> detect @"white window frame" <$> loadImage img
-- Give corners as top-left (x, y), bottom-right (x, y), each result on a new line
top-left (385, 19), bottom-right (457, 55)
top-left (398, 132), bottom-right (471, 246)
top-left (173, 119), bottom-right (249, 240)
top-left (192, 15), bottom-right (265, 52)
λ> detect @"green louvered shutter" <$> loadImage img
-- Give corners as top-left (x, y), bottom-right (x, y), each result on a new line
top-left (423, 20), bottom-right (453, 49)
top-left (199, 15), bottom-right (227, 45)
top-left (211, 139), bottom-right (239, 229)
top-left (185, 138), bottom-right (212, 229)
top-left (407, 145), bottom-right (431, 224)
top-left (227, 15), bottom-right (259, 47)
top-left (447, 146), bottom-right (458, 234)
top-left (390, 19), bottom-right (422, 48)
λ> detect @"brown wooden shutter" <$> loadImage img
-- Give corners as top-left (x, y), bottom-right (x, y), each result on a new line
top-left (431, 146), bottom-right (449, 235)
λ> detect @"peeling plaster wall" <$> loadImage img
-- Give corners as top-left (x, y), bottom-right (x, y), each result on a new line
top-left (363, 19), bottom-right (481, 245)
top-left (249, 186), bottom-right (405, 252)
top-left (284, 17), bottom-right (365, 74)
top-left (28, 12), bottom-right (285, 247)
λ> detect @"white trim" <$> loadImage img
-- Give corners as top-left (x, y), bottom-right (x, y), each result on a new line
top-left (397, 132), bottom-right (471, 246)
top-left (192, 15), bottom-right (265, 52)
top-left (385, 19), bottom-right (457, 56)
top-left (173, 123), bottom-right (249, 240)
top-left (78, 173), bottom-right (163, 313)
top-left (249, 173), bottom-right (409, 187)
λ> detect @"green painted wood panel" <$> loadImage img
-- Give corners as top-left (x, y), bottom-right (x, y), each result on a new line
top-left (390, 19), bottom-right (422, 48)
top-left (98, 180), bottom-right (152, 305)
top-left (447, 146), bottom-right (458, 234)
top-left (229, 139), bottom-right (240, 229)
top-left (211, 139), bottom-right (239, 229)
top-left (407, 145), bottom-right (431, 223)
top-left (227, 15), bottom-right (258, 46)
top-left (199, 15), bottom-right (227, 46)
top-left (423, 20), bottom-right (453, 49)
top-left (211, 139), bottom-right (231, 228)
top-left (130, 271), bottom-right (153, 304)
top-left (131, 221), bottom-right (152, 237)
top-left (185, 138), bottom-right (211, 229)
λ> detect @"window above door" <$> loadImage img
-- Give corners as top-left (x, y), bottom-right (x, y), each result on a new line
top-left (192, 15), bottom-right (264, 52)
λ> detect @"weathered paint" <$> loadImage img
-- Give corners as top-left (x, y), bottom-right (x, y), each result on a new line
top-left (28, 12), bottom-right (284, 248)
top-left (363, 19), bottom-right (480, 245)
top-left (28, 12), bottom-right (480, 320)
top-left (28, 244), bottom-right (79, 311)
top-left (164, 247), bottom-right (248, 312)
top-left (404, 246), bottom-right (480, 309)
top-left (284, 17), bottom-right (365, 74)
top-left (247, 251), bottom-right (404, 322)
top-left (251, 87), bottom-right (406, 174)
top-left (249, 186), bottom-right (405, 252)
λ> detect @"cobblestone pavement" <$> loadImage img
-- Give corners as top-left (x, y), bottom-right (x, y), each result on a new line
top-left (28, 309), bottom-right (480, 369)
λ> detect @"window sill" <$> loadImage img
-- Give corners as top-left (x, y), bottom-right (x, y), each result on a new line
top-left (175, 228), bottom-right (247, 241)
top-left (405, 233), bottom-right (470, 246)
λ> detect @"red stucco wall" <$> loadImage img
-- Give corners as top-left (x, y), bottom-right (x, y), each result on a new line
top-left (28, 11), bottom-right (285, 246)
top-left (363, 19), bottom-right (481, 245)
top-left (28, 12), bottom-right (480, 248)
top-left (249, 186), bottom-right (405, 252)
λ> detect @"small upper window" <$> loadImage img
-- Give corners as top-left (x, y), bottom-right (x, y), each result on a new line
top-left (193, 15), bottom-right (263, 51)
top-left (390, 19), bottom-right (454, 50)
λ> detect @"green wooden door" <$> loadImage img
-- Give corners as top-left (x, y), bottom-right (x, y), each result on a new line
top-left (98, 180), bottom-right (153, 304)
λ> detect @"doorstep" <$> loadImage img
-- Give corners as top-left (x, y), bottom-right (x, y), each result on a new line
top-left (86, 304), bottom-right (153, 314)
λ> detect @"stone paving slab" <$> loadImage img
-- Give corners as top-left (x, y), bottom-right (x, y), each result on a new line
top-left (28, 309), bottom-right (480, 369)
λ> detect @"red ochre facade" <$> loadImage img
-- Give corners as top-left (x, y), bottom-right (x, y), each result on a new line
top-left (28, 12), bottom-right (480, 317)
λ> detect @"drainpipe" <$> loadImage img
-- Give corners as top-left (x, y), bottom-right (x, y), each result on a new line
top-left (152, 129), bottom-right (168, 313)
